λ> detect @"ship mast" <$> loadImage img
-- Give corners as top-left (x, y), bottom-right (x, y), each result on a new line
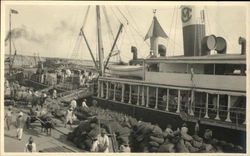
top-left (96, 5), bottom-right (104, 76)
top-left (8, 9), bottom-right (18, 76)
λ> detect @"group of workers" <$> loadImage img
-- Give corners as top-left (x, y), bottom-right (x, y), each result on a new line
top-left (5, 106), bottom-right (26, 141)
top-left (64, 98), bottom-right (89, 128)
top-left (5, 107), bottom-right (37, 152)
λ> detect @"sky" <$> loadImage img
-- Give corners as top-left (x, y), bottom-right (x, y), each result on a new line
top-left (2, 2), bottom-right (247, 62)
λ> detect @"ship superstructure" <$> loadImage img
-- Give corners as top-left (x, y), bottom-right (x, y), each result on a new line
top-left (92, 5), bottom-right (246, 146)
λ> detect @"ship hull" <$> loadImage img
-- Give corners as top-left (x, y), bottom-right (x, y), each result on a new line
top-left (92, 96), bottom-right (246, 151)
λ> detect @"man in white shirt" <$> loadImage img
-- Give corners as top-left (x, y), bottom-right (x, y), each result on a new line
top-left (24, 137), bottom-right (36, 152)
top-left (81, 99), bottom-right (88, 109)
top-left (97, 129), bottom-right (109, 152)
top-left (65, 108), bottom-right (74, 128)
top-left (70, 99), bottom-right (77, 110)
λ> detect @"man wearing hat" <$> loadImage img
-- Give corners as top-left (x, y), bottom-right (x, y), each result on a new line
top-left (119, 141), bottom-right (131, 153)
top-left (16, 111), bottom-right (25, 140)
top-left (97, 128), bottom-right (109, 152)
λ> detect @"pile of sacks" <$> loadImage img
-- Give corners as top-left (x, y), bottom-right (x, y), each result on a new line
top-left (67, 117), bottom-right (107, 151)
top-left (67, 106), bottom-right (245, 153)
top-left (155, 124), bottom-right (244, 153)
top-left (74, 107), bottom-right (92, 121)
top-left (130, 121), bottom-right (165, 152)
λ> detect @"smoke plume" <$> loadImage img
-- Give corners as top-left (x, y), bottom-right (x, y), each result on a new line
top-left (5, 25), bottom-right (44, 43)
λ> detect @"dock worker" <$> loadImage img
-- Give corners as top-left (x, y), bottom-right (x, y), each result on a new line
top-left (97, 128), bottom-right (109, 152)
top-left (164, 124), bottom-right (174, 138)
top-left (16, 111), bottom-right (25, 141)
top-left (194, 120), bottom-right (200, 136)
top-left (91, 135), bottom-right (99, 152)
top-left (180, 123), bottom-right (193, 141)
top-left (24, 136), bottom-right (37, 152)
top-left (70, 99), bottom-right (77, 110)
top-left (5, 106), bottom-right (13, 130)
top-left (81, 99), bottom-right (88, 109)
top-left (65, 107), bottom-right (74, 129)
top-left (52, 89), bottom-right (57, 99)
top-left (162, 92), bottom-right (168, 110)
top-left (119, 141), bottom-right (131, 152)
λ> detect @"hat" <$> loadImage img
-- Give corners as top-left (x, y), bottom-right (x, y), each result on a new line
top-left (182, 123), bottom-right (187, 127)
top-left (19, 112), bottom-right (23, 116)
top-left (29, 136), bottom-right (33, 143)
top-left (101, 128), bottom-right (107, 134)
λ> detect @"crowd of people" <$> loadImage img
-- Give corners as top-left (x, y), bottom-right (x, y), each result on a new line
top-left (4, 106), bottom-right (37, 152)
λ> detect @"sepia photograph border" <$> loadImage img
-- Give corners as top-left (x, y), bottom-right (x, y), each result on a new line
top-left (1, 1), bottom-right (249, 156)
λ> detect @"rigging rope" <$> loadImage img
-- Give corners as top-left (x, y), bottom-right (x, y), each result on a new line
top-left (68, 7), bottom-right (84, 58)
top-left (167, 6), bottom-right (176, 56)
top-left (102, 6), bottom-right (120, 62)
top-left (124, 6), bottom-right (149, 46)
top-left (206, 8), bottom-right (234, 51)
top-left (124, 6), bottom-right (150, 47)
top-left (115, 6), bottom-right (129, 25)
top-left (70, 6), bottom-right (91, 59)
top-left (110, 6), bottom-right (123, 24)
top-left (173, 6), bottom-right (179, 56)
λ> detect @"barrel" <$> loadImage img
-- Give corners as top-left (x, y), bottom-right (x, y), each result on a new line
top-left (201, 35), bottom-right (216, 55)
top-left (215, 37), bottom-right (227, 54)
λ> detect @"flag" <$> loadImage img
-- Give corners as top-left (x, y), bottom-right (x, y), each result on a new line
top-left (10, 9), bottom-right (18, 14)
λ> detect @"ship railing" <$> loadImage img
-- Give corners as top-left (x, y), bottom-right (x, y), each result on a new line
top-left (102, 88), bottom-right (246, 126)
top-left (98, 80), bottom-right (246, 126)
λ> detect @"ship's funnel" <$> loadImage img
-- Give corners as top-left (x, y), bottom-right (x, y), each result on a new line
top-left (181, 6), bottom-right (206, 56)
top-left (131, 46), bottom-right (138, 60)
top-left (158, 44), bottom-right (166, 56)
top-left (239, 37), bottom-right (246, 55)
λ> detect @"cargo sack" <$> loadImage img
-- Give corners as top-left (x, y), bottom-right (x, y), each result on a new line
top-left (151, 125), bottom-right (163, 136)
top-left (175, 139), bottom-right (190, 153)
top-left (149, 136), bottom-right (164, 144)
top-left (149, 146), bottom-right (159, 152)
top-left (118, 127), bottom-right (131, 137)
top-left (158, 143), bottom-right (175, 152)
top-left (185, 141), bottom-right (199, 153)
top-left (192, 135), bottom-right (203, 142)
top-left (128, 117), bottom-right (138, 126)
top-left (88, 128), bottom-right (99, 139)
top-left (148, 141), bottom-right (160, 147)
top-left (181, 132), bottom-right (193, 141)
top-left (117, 136), bottom-right (129, 145)
top-left (136, 134), bottom-right (145, 142)
top-left (192, 140), bottom-right (203, 148)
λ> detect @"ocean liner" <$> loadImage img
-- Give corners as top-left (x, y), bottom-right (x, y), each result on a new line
top-left (90, 5), bottom-right (246, 147)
